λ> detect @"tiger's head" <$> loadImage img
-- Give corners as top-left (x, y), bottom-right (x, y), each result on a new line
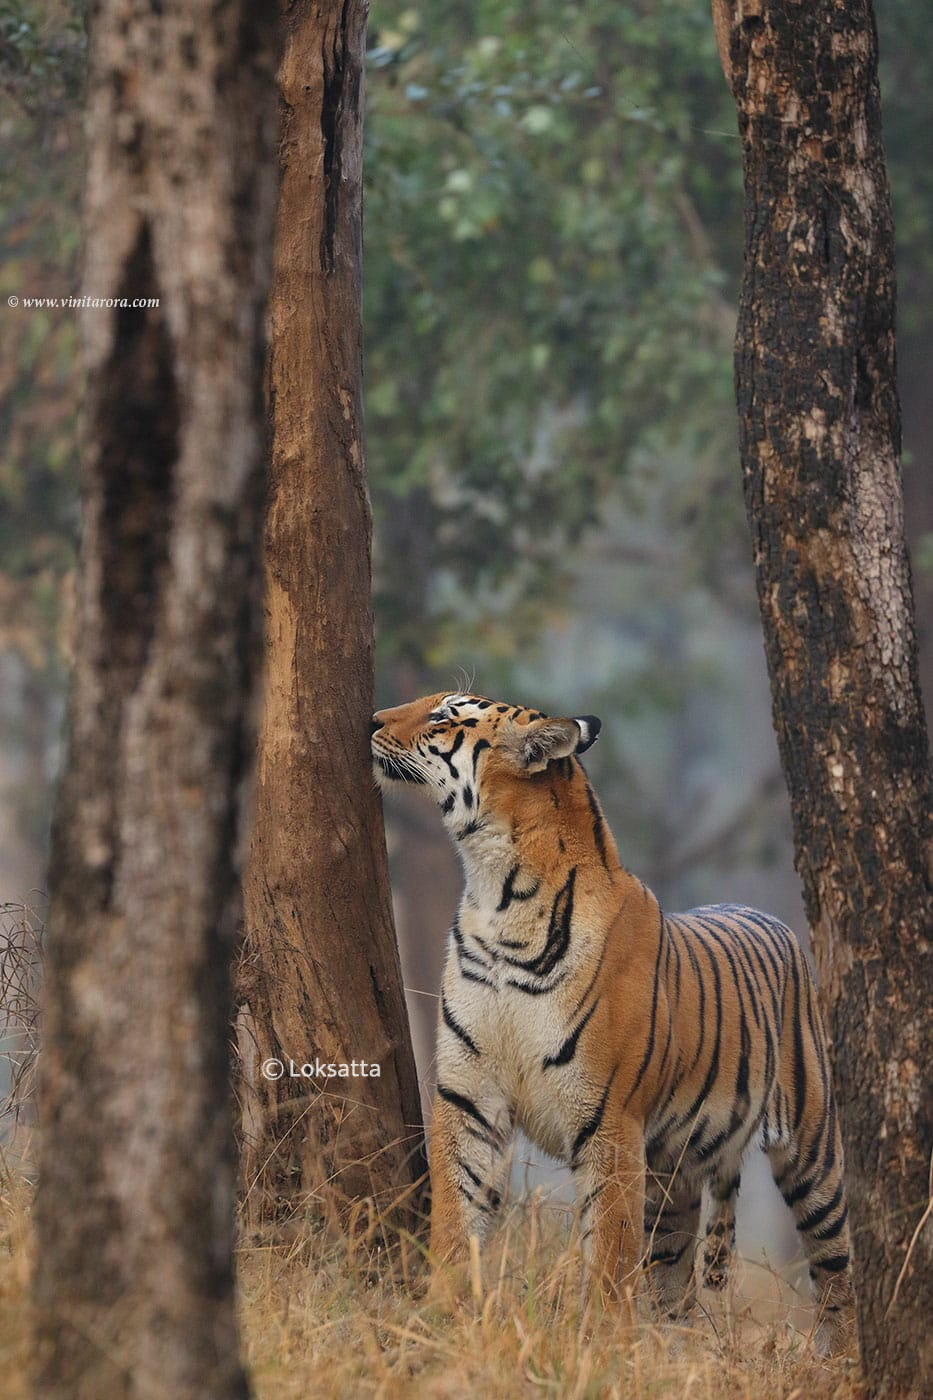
top-left (371, 692), bottom-right (601, 834)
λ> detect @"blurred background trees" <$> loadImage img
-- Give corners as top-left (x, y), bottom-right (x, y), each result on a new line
top-left (2, 0), bottom-right (931, 1283)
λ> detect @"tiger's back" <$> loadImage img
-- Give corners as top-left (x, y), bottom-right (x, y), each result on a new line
top-left (372, 691), bottom-right (852, 1351)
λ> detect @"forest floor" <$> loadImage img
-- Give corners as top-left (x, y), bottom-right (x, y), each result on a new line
top-left (0, 1166), bottom-right (864, 1399)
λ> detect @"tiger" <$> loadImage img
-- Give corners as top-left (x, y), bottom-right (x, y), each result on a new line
top-left (371, 690), bottom-right (853, 1351)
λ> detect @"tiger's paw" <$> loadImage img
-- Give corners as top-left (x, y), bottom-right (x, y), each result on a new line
top-left (701, 1239), bottom-right (731, 1292)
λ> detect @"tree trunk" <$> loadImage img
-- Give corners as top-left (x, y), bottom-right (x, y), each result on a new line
top-left (238, 0), bottom-right (426, 1227)
top-left (714, 2), bottom-right (933, 1393)
top-left (33, 4), bottom-right (280, 1397)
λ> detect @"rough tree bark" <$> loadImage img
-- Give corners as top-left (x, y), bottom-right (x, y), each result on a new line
top-left (33, 4), bottom-right (280, 1397)
top-left (713, 2), bottom-right (933, 1394)
top-left (238, 0), bottom-right (426, 1224)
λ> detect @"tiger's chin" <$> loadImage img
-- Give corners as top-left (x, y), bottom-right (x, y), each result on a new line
top-left (372, 754), bottom-right (427, 787)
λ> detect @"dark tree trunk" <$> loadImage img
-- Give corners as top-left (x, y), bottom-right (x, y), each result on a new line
top-left (238, 0), bottom-right (426, 1227)
top-left (714, 2), bottom-right (933, 1393)
top-left (33, 4), bottom-right (280, 1397)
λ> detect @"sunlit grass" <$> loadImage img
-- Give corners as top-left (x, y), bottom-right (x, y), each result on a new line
top-left (238, 1191), bottom-right (863, 1400)
top-left (0, 1159), bottom-right (864, 1398)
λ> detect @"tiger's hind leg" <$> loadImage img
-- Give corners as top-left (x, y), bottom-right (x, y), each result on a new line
top-left (768, 957), bottom-right (854, 1357)
top-left (644, 1172), bottom-right (700, 1320)
top-left (701, 1167), bottom-right (740, 1292)
top-left (767, 1135), bottom-right (853, 1355)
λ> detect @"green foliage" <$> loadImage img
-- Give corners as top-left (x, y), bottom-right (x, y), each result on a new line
top-left (878, 0), bottom-right (933, 342)
top-left (364, 0), bottom-right (744, 664)
top-left (0, 0), bottom-right (85, 111)
top-left (0, 0), bottom-right (929, 883)
top-left (0, 1), bottom-right (82, 668)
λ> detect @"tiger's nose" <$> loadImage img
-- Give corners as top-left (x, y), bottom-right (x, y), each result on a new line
top-left (370, 717), bottom-right (383, 737)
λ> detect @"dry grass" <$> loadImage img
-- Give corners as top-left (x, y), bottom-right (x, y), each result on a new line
top-left (0, 1162), bottom-right (864, 1399)
top-left (0, 902), bottom-right (863, 1397)
top-left (238, 1193), bottom-right (864, 1400)
top-left (0, 1154), bottom-right (33, 1400)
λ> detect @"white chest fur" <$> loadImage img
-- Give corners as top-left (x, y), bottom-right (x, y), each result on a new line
top-left (439, 883), bottom-right (595, 1164)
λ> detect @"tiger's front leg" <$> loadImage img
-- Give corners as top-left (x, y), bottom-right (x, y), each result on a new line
top-left (575, 1112), bottom-right (646, 1329)
top-left (428, 1082), bottom-right (513, 1294)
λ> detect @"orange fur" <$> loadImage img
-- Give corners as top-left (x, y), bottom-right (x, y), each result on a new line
top-left (373, 692), bottom-right (852, 1349)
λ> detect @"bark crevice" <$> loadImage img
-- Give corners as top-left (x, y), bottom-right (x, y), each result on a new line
top-left (97, 222), bottom-right (178, 692)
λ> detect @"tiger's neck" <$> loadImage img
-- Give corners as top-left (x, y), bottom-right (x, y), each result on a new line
top-left (449, 759), bottom-right (625, 924)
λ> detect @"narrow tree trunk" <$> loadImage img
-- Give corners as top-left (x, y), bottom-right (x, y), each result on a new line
top-left (715, 2), bottom-right (933, 1393)
top-left (239, 0), bottom-right (426, 1225)
top-left (33, 5), bottom-right (280, 1397)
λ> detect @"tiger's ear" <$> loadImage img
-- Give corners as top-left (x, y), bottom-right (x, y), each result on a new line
top-left (503, 715), bottom-right (600, 773)
top-left (573, 715), bottom-right (601, 754)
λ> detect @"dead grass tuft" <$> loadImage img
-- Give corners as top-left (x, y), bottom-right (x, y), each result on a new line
top-left (0, 1165), bottom-right (865, 1398)
top-left (0, 1155), bottom-right (34, 1400)
top-left (0, 908), bottom-right (865, 1400)
top-left (238, 1192), bottom-right (864, 1400)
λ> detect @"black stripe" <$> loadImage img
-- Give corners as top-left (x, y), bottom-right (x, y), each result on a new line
top-left (787, 948), bottom-right (807, 1131)
top-left (441, 793), bottom-right (456, 814)
top-left (571, 1066), bottom-right (618, 1166)
top-left (686, 918), bottom-right (756, 1108)
top-left (811, 1253), bottom-right (849, 1274)
top-left (458, 1157), bottom-right (484, 1189)
top-left (669, 917), bottom-right (707, 1079)
top-left (650, 1242), bottom-right (690, 1266)
top-left (694, 1121), bottom-right (740, 1162)
top-left (781, 1175), bottom-right (817, 1208)
top-left (624, 914), bottom-right (670, 1110)
top-left (812, 1205), bottom-right (848, 1242)
top-left (456, 1181), bottom-right (491, 1213)
top-left (678, 934), bottom-right (724, 1125)
top-left (428, 728), bottom-right (465, 779)
top-left (452, 915), bottom-right (492, 972)
top-left (798, 1181), bottom-right (844, 1233)
top-left (456, 1156), bottom-right (500, 1208)
top-left (714, 917), bottom-right (767, 1032)
top-left (506, 971), bottom-right (569, 995)
top-left (690, 913), bottom-right (763, 1033)
top-left (460, 965), bottom-right (496, 988)
top-left (497, 865), bottom-right (541, 912)
top-left (441, 994), bottom-right (479, 1056)
top-left (665, 915), bottom-right (683, 1007)
top-left (799, 1093), bottom-right (837, 1183)
top-left (437, 1083), bottom-right (497, 1138)
top-left (503, 867), bottom-right (576, 979)
top-left (569, 940), bottom-right (607, 1019)
top-left (472, 738), bottom-right (491, 773)
top-left (712, 1173), bottom-right (741, 1203)
top-left (582, 773), bottom-right (611, 871)
top-left (543, 998), bottom-right (598, 1069)
top-left (718, 906), bottom-right (789, 1000)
